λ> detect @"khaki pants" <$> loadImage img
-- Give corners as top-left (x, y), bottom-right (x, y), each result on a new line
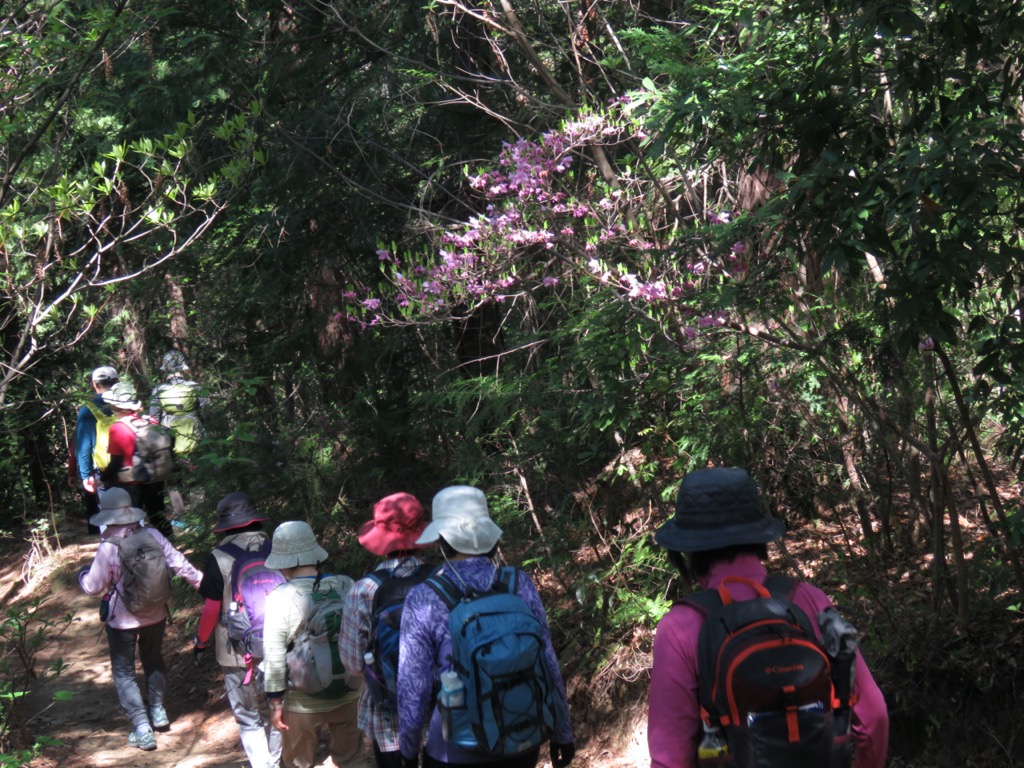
top-left (281, 697), bottom-right (365, 768)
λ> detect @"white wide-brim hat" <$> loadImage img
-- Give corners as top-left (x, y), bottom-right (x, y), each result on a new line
top-left (417, 485), bottom-right (503, 555)
top-left (265, 520), bottom-right (329, 569)
top-left (89, 487), bottom-right (145, 527)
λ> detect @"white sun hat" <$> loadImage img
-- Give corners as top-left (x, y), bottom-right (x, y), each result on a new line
top-left (416, 485), bottom-right (503, 555)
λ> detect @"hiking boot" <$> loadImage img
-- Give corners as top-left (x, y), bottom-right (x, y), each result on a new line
top-left (128, 725), bottom-right (157, 751)
top-left (148, 705), bottom-right (170, 730)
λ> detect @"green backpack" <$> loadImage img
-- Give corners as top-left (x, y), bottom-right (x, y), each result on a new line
top-left (167, 412), bottom-right (200, 456)
top-left (158, 382), bottom-right (198, 415)
top-left (158, 383), bottom-right (201, 456)
top-left (117, 416), bottom-right (174, 484)
top-left (110, 529), bottom-right (173, 614)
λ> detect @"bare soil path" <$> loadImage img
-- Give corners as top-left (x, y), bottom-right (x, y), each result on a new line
top-left (6, 531), bottom-right (252, 768)
top-left (4, 526), bottom-right (648, 768)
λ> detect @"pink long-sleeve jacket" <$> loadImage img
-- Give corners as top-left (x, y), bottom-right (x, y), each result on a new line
top-left (648, 554), bottom-right (889, 768)
top-left (78, 523), bottom-right (202, 629)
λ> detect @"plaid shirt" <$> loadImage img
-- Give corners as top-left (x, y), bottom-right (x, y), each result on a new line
top-left (339, 556), bottom-right (428, 752)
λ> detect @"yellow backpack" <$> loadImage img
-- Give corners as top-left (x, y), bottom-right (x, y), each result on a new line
top-left (83, 400), bottom-right (117, 470)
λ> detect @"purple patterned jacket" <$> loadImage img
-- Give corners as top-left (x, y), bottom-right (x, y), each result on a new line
top-left (397, 556), bottom-right (573, 762)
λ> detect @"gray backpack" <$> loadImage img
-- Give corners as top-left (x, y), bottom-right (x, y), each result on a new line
top-left (111, 529), bottom-right (173, 614)
top-left (115, 416), bottom-right (174, 484)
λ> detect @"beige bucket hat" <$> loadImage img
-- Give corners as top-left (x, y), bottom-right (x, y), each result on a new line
top-left (101, 381), bottom-right (141, 411)
top-left (89, 487), bottom-right (145, 528)
top-left (264, 521), bottom-right (329, 569)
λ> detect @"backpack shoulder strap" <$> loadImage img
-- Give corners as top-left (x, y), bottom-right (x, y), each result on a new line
top-left (494, 565), bottom-right (518, 595)
top-left (366, 570), bottom-right (388, 613)
top-left (681, 574), bottom-right (799, 615)
top-left (83, 400), bottom-right (106, 419)
top-left (414, 562), bottom-right (436, 579)
top-left (426, 572), bottom-right (463, 610)
top-left (217, 542), bottom-right (247, 561)
top-left (106, 536), bottom-right (126, 554)
top-left (678, 587), bottom-right (722, 721)
top-left (678, 587), bottom-right (723, 618)
top-left (764, 574), bottom-right (798, 600)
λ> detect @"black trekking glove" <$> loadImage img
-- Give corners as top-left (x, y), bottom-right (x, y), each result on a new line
top-left (192, 635), bottom-right (208, 660)
top-left (551, 741), bottom-right (576, 768)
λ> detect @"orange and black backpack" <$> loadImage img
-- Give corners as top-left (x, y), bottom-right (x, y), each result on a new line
top-left (681, 575), bottom-right (857, 767)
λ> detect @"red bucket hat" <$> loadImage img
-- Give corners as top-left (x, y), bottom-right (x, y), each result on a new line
top-left (357, 492), bottom-right (428, 557)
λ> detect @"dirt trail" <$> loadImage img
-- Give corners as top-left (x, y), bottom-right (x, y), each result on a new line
top-left (7, 531), bottom-right (248, 768)
top-left (5, 527), bottom-right (649, 768)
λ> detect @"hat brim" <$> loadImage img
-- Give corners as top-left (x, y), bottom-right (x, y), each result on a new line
top-left (89, 506), bottom-right (146, 528)
top-left (654, 516), bottom-right (785, 553)
top-left (213, 514), bottom-right (268, 534)
top-left (357, 518), bottom-right (428, 557)
top-left (264, 543), bottom-right (329, 570)
top-left (104, 399), bottom-right (141, 411)
top-left (416, 517), bottom-right (503, 555)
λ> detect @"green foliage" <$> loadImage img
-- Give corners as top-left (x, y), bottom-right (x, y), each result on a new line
top-left (0, 734), bottom-right (62, 768)
top-left (0, 595), bottom-right (74, 756)
top-left (5, 1), bottom-right (1024, 760)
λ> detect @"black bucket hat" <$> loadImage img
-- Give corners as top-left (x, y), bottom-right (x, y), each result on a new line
top-left (654, 467), bottom-right (785, 553)
top-left (213, 492), bottom-right (268, 533)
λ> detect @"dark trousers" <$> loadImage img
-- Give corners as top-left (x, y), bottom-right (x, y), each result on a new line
top-left (375, 741), bottom-right (404, 768)
top-left (81, 487), bottom-right (100, 534)
top-left (118, 482), bottom-right (172, 539)
top-left (423, 747), bottom-right (540, 768)
top-left (106, 621), bottom-right (167, 729)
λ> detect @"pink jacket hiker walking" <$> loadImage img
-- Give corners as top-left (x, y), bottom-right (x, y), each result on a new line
top-left (78, 488), bottom-right (201, 751)
top-left (648, 468), bottom-right (889, 768)
top-left (80, 521), bottom-right (200, 629)
top-left (649, 555), bottom-right (889, 768)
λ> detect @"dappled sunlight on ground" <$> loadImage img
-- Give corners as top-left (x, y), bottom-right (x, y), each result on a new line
top-left (15, 533), bottom-right (247, 768)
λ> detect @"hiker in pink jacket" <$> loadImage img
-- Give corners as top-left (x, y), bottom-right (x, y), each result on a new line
top-left (78, 488), bottom-right (201, 751)
top-left (648, 467), bottom-right (889, 768)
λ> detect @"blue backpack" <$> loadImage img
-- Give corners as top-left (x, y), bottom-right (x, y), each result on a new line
top-left (363, 561), bottom-right (434, 711)
top-left (427, 566), bottom-right (559, 756)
